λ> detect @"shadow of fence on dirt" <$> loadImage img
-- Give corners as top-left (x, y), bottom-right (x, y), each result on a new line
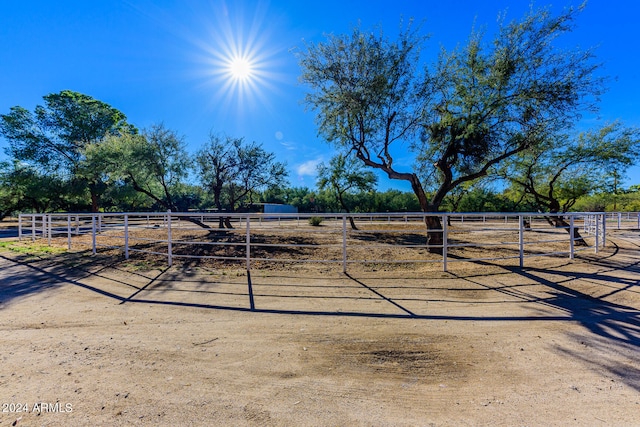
top-left (2, 249), bottom-right (638, 353)
top-left (503, 264), bottom-right (640, 392)
top-left (509, 266), bottom-right (640, 348)
top-left (0, 253), bottom-right (171, 308)
top-left (0, 254), bottom-right (63, 306)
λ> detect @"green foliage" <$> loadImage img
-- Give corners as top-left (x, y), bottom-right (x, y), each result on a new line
top-left (299, 21), bottom-right (430, 208)
top-left (573, 186), bottom-right (640, 212)
top-left (0, 90), bottom-right (136, 211)
top-left (83, 123), bottom-right (191, 212)
top-left (502, 122), bottom-right (640, 213)
top-left (0, 161), bottom-right (79, 214)
top-left (418, 4), bottom-right (603, 207)
top-left (196, 134), bottom-right (288, 214)
top-left (299, 6), bottom-right (603, 215)
top-left (308, 216), bottom-right (323, 226)
top-left (317, 154), bottom-right (377, 214)
top-left (442, 184), bottom-right (519, 213)
top-left (367, 190), bottom-right (420, 212)
top-left (0, 240), bottom-right (67, 256)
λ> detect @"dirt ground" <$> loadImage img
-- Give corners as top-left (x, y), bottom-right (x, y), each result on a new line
top-left (0, 224), bottom-right (639, 426)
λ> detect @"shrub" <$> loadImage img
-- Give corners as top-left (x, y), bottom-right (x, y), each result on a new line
top-left (308, 216), bottom-right (323, 226)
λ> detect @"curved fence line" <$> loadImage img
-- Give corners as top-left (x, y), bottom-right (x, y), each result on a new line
top-left (17, 211), bottom-right (639, 273)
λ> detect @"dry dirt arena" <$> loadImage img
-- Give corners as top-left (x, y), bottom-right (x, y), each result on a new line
top-left (0, 226), bottom-right (639, 426)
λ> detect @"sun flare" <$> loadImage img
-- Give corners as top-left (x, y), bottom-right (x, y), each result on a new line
top-left (188, 1), bottom-right (285, 115)
top-left (227, 56), bottom-right (254, 81)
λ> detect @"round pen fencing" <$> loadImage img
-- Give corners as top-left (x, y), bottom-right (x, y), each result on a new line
top-left (17, 211), bottom-right (638, 272)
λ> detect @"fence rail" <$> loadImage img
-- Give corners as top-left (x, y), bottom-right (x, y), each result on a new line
top-left (17, 211), bottom-right (638, 273)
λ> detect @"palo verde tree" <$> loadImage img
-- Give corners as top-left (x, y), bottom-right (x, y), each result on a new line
top-left (298, 5), bottom-right (603, 251)
top-left (317, 154), bottom-right (377, 229)
top-left (501, 122), bottom-right (640, 243)
top-left (0, 90), bottom-right (136, 212)
top-left (196, 134), bottom-right (288, 228)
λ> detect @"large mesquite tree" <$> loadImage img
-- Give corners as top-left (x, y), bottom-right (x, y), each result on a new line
top-left (298, 5), bottom-right (603, 251)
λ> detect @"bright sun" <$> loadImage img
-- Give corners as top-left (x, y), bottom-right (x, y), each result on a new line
top-left (194, 1), bottom-right (280, 111)
top-left (227, 56), bottom-right (254, 82)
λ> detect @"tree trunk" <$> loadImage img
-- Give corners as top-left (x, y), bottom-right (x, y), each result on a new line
top-left (407, 174), bottom-right (444, 254)
top-left (551, 215), bottom-right (587, 246)
top-left (90, 191), bottom-right (99, 213)
top-left (354, 160), bottom-right (443, 253)
top-left (424, 215), bottom-right (443, 254)
top-left (223, 217), bottom-right (234, 229)
top-left (348, 216), bottom-right (358, 231)
top-left (337, 192), bottom-right (358, 230)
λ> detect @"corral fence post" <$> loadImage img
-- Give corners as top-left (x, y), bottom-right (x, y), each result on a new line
top-left (594, 214), bottom-right (600, 254)
top-left (617, 212), bottom-right (621, 230)
top-left (167, 210), bottom-right (173, 267)
top-left (245, 216), bottom-right (255, 311)
top-left (18, 214), bottom-right (23, 241)
top-left (585, 214), bottom-right (590, 236)
top-left (91, 215), bottom-right (97, 255)
top-left (31, 215), bottom-right (35, 241)
top-left (67, 215), bottom-right (71, 250)
top-left (442, 214), bottom-right (448, 272)
top-left (569, 215), bottom-right (575, 260)
top-left (518, 215), bottom-right (524, 268)
top-left (602, 213), bottom-right (606, 248)
top-left (124, 214), bottom-right (129, 260)
top-left (246, 215), bottom-right (251, 271)
top-left (342, 215), bottom-right (347, 274)
top-left (47, 214), bottom-right (52, 246)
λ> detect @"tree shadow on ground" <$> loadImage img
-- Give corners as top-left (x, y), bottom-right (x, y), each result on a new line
top-left (350, 231), bottom-right (427, 246)
top-left (2, 238), bottom-right (639, 392)
top-left (507, 265), bottom-right (640, 348)
top-left (499, 256), bottom-right (640, 391)
top-left (0, 252), bottom-right (168, 308)
top-left (0, 254), bottom-right (62, 306)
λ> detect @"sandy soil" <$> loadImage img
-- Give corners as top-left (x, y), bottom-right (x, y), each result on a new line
top-left (0, 226), bottom-right (639, 426)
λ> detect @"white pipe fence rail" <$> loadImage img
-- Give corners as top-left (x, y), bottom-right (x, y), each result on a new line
top-left (17, 211), bottom-right (637, 273)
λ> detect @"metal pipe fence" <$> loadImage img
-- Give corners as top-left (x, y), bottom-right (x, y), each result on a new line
top-left (16, 211), bottom-right (637, 273)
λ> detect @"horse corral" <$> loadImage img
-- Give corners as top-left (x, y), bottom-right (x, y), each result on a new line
top-left (18, 211), bottom-right (627, 272)
top-left (1, 212), bottom-right (639, 425)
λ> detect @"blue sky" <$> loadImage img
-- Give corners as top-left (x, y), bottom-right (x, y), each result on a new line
top-left (1, 0), bottom-right (639, 191)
